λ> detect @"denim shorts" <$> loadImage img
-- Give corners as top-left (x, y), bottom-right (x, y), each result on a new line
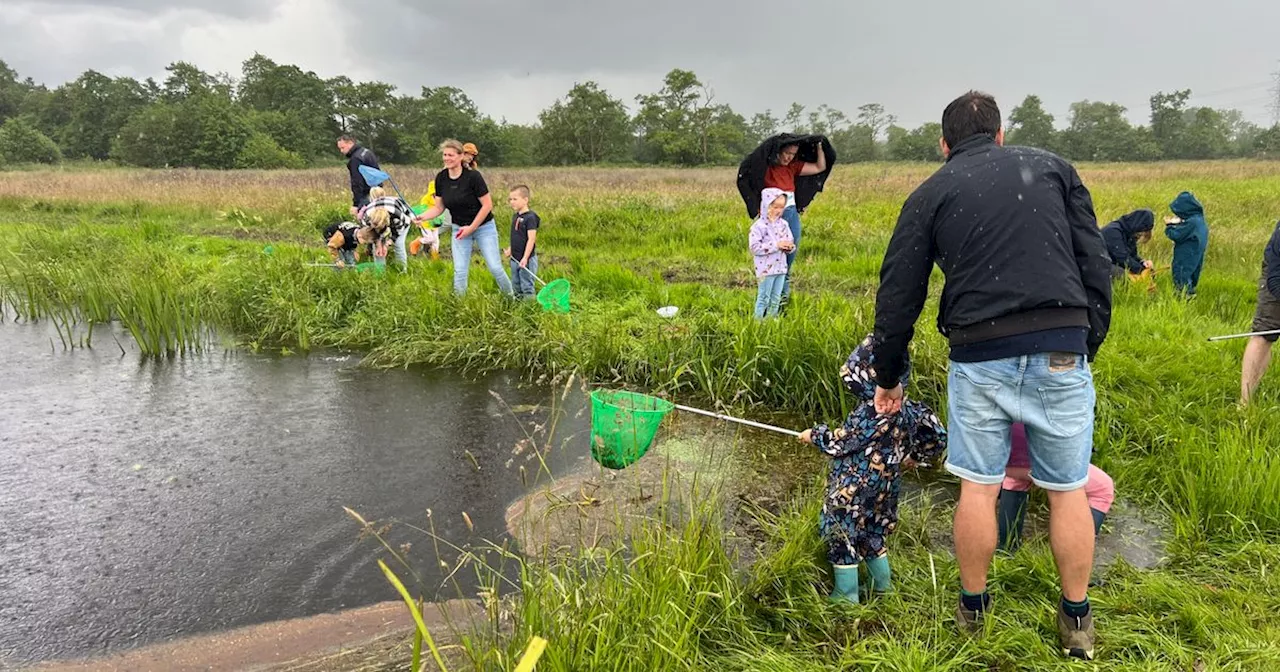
top-left (945, 353), bottom-right (1095, 491)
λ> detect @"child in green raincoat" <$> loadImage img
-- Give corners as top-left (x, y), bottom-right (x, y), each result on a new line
top-left (1164, 191), bottom-right (1209, 297)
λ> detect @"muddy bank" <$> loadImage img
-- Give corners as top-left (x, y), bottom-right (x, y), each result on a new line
top-left (507, 415), bottom-right (1168, 574)
top-left (505, 413), bottom-right (816, 562)
top-left (25, 600), bottom-right (475, 672)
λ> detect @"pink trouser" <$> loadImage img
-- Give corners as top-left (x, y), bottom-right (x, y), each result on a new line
top-left (1001, 465), bottom-right (1115, 514)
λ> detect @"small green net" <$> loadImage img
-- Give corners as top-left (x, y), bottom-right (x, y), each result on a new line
top-left (536, 278), bottom-right (572, 314)
top-left (354, 262), bottom-right (386, 275)
top-left (590, 390), bottom-right (674, 469)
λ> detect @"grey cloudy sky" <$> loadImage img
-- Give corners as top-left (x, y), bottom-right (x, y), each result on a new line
top-left (5, 0), bottom-right (1280, 129)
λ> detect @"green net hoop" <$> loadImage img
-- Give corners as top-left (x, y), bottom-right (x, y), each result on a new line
top-left (354, 262), bottom-right (386, 275)
top-left (536, 278), bottom-right (571, 314)
top-left (589, 390), bottom-right (674, 470)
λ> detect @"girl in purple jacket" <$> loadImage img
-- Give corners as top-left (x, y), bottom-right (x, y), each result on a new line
top-left (749, 188), bottom-right (795, 319)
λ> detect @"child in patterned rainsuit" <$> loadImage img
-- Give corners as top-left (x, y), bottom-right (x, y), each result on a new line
top-left (799, 335), bottom-right (947, 603)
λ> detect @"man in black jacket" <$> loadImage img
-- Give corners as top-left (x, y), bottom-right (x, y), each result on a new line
top-left (1241, 220), bottom-right (1280, 404)
top-left (872, 92), bottom-right (1112, 660)
top-left (337, 135), bottom-right (381, 214)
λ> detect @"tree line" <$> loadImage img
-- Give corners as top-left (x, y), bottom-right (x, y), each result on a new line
top-left (1, 55), bottom-right (1278, 169)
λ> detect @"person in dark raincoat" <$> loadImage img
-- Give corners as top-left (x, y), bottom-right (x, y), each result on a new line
top-left (1100, 209), bottom-right (1155, 279)
top-left (1164, 191), bottom-right (1209, 297)
top-left (737, 134), bottom-right (836, 307)
top-left (798, 335), bottom-right (946, 604)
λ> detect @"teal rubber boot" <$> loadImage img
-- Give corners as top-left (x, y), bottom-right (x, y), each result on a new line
top-left (830, 564), bottom-right (860, 604)
top-left (866, 554), bottom-right (892, 595)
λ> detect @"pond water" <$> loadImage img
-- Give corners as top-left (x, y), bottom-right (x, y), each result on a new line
top-left (0, 322), bottom-right (589, 665)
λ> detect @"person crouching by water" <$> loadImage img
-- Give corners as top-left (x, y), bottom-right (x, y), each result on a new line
top-left (323, 221), bottom-right (376, 269)
top-left (748, 188), bottom-right (794, 319)
top-left (360, 186), bottom-right (416, 271)
top-left (997, 423), bottom-right (1114, 553)
top-left (1100, 209), bottom-right (1155, 280)
top-left (798, 335), bottom-right (947, 603)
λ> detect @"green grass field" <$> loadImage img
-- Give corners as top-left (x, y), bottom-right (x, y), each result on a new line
top-left (2, 162), bottom-right (1279, 670)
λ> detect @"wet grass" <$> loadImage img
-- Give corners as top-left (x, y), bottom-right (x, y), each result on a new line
top-left (2, 163), bottom-right (1280, 668)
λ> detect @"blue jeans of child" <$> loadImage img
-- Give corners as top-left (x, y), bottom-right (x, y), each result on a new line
top-left (945, 353), bottom-right (1095, 491)
top-left (451, 220), bottom-right (513, 296)
top-left (337, 248), bottom-right (357, 267)
top-left (510, 254), bottom-right (539, 299)
top-left (754, 273), bottom-right (786, 318)
top-left (779, 205), bottom-right (802, 303)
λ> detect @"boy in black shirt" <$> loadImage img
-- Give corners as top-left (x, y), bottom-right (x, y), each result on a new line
top-left (504, 185), bottom-right (541, 300)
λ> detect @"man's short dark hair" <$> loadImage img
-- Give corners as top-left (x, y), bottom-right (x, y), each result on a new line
top-left (941, 91), bottom-right (1001, 148)
top-left (337, 134), bottom-right (355, 144)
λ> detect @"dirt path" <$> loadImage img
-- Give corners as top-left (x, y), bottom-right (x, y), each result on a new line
top-left (25, 600), bottom-right (476, 672)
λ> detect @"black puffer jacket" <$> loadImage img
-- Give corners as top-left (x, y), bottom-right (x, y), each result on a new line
top-left (345, 143), bottom-right (381, 206)
top-left (736, 134), bottom-right (837, 219)
top-left (873, 135), bottom-right (1113, 386)
top-left (1101, 209), bottom-right (1154, 274)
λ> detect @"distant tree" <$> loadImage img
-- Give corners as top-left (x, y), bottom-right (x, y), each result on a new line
top-left (1150, 89), bottom-right (1191, 158)
top-left (235, 132), bottom-right (305, 169)
top-left (747, 110), bottom-right (778, 144)
top-left (886, 122), bottom-right (943, 161)
top-left (0, 60), bottom-right (29, 124)
top-left (633, 69), bottom-right (745, 165)
top-left (806, 104), bottom-right (849, 136)
top-left (491, 122), bottom-right (540, 166)
top-left (170, 94), bottom-right (251, 168)
top-left (236, 54), bottom-right (335, 158)
top-left (828, 104), bottom-right (895, 162)
top-left (329, 77), bottom-right (399, 157)
top-left (1221, 109), bottom-right (1261, 157)
top-left (393, 85), bottom-right (490, 164)
top-left (113, 104), bottom-right (178, 167)
top-left (161, 61), bottom-right (224, 102)
top-left (781, 103), bottom-right (806, 133)
top-left (50, 71), bottom-right (151, 160)
top-left (1253, 124), bottom-right (1280, 159)
top-left (0, 116), bottom-right (62, 164)
top-left (828, 124), bottom-right (873, 162)
top-left (1180, 107), bottom-right (1232, 159)
top-left (537, 81), bottom-right (632, 164)
top-left (856, 104), bottom-right (895, 141)
top-left (1007, 95), bottom-right (1057, 151)
top-left (1059, 100), bottom-right (1155, 162)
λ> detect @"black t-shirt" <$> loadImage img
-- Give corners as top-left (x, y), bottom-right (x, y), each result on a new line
top-left (510, 210), bottom-right (541, 259)
top-left (434, 168), bottom-right (493, 228)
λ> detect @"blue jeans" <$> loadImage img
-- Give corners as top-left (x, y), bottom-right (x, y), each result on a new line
top-left (337, 248), bottom-right (357, 267)
top-left (754, 274), bottom-right (786, 318)
top-left (391, 227), bottom-right (407, 271)
top-left (451, 220), bottom-right (513, 296)
top-left (779, 205), bottom-right (802, 302)
top-left (945, 353), bottom-right (1095, 491)
top-left (510, 254), bottom-right (539, 299)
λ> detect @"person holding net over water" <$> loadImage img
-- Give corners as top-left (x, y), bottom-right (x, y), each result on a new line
top-left (358, 186), bottom-right (415, 271)
top-left (797, 335), bottom-right (946, 604)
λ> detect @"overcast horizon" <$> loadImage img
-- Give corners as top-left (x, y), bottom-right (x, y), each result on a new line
top-left (5, 0), bottom-right (1280, 130)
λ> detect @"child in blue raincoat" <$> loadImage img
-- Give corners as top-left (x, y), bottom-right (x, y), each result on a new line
top-left (799, 335), bottom-right (946, 604)
top-left (1164, 191), bottom-right (1209, 297)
